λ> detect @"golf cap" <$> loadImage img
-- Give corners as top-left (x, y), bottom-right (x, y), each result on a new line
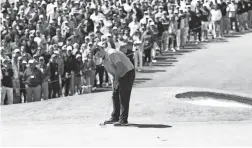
top-left (67, 46), bottom-right (73, 51)
top-left (14, 48), bottom-right (21, 53)
top-left (39, 56), bottom-right (44, 60)
top-left (97, 42), bottom-right (104, 47)
top-left (106, 33), bottom-right (112, 37)
top-left (28, 59), bottom-right (35, 64)
top-left (54, 51), bottom-right (59, 54)
top-left (76, 54), bottom-right (81, 59)
top-left (112, 26), bottom-right (118, 30)
top-left (85, 36), bottom-right (90, 40)
top-left (88, 42), bottom-right (93, 45)
top-left (18, 56), bottom-right (23, 60)
top-left (51, 54), bottom-right (57, 58)
top-left (150, 22), bottom-right (155, 25)
top-left (29, 34), bottom-right (34, 37)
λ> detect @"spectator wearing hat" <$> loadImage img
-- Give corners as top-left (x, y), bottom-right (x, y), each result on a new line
top-left (149, 21), bottom-right (159, 62)
top-left (133, 29), bottom-right (143, 71)
top-left (12, 53), bottom-right (21, 104)
top-left (63, 46), bottom-right (76, 96)
top-left (34, 30), bottom-right (47, 48)
top-left (83, 51), bottom-right (96, 91)
top-left (219, 0), bottom-right (229, 35)
top-left (48, 54), bottom-right (60, 98)
top-left (37, 56), bottom-right (50, 100)
top-left (36, 18), bottom-right (47, 35)
top-left (45, 19), bottom-right (57, 42)
top-left (248, 0), bottom-right (252, 29)
top-left (201, 4), bottom-right (211, 41)
top-left (19, 59), bottom-right (27, 103)
top-left (74, 54), bottom-right (84, 94)
top-left (23, 59), bottom-right (43, 103)
top-left (123, 29), bottom-right (134, 65)
top-left (1, 59), bottom-right (14, 105)
top-left (237, 0), bottom-right (249, 31)
top-left (128, 15), bottom-right (141, 36)
top-left (141, 26), bottom-right (154, 66)
top-left (68, 28), bottom-right (81, 45)
top-left (51, 28), bottom-right (64, 45)
top-left (27, 33), bottom-right (38, 57)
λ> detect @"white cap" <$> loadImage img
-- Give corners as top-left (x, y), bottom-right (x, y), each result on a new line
top-left (14, 48), bottom-right (20, 53)
top-left (76, 54), bottom-right (81, 59)
top-left (106, 33), bottom-right (112, 37)
top-left (28, 59), bottom-right (35, 64)
top-left (97, 42), bottom-right (104, 47)
top-left (150, 22), bottom-right (155, 25)
top-left (67, 46), bottom-right (73, 51)
top-left (54, 50), bottom-right (59, 54)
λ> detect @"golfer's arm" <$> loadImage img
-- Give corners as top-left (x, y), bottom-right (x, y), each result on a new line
top-left (114, 61), bottom-right (127, 82)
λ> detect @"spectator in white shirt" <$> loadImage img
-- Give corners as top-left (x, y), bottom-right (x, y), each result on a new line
top-left (128, 15), bottom-right (140, 36)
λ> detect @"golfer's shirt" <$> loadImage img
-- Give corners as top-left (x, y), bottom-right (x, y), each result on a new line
top-left (103, 48), bottom-right (134, 78)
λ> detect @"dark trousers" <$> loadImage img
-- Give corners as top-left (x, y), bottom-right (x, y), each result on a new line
top-left (111, 69), bottom-right (135, 122)
top-left (63, 78), bottom-right (71, 96)
top-left (126, 50), bottom-right (134, 66)
top-left (49, 81), bottom-right (60, 98)
top-left (144, 49), bottom-right (152, 64)
top-left (230, 17), bottom-right (239, 32)
top-left (94, 65), bottom-right (105, 87)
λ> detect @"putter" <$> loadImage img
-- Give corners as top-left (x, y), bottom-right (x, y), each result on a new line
top-left (99, 98), bottom-right (112, 127)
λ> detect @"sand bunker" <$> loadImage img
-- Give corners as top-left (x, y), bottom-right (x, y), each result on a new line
top-left (184, 98), bottom-right (252, 108)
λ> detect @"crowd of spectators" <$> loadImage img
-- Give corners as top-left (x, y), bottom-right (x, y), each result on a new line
top-left (1, 0), bottom-right (252, 105)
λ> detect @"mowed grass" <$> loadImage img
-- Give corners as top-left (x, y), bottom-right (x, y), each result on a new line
top-left (1, 87), bottom-right (252, 126)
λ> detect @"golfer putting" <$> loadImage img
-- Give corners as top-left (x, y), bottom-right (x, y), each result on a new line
top-left (94, 36), bottom-right (135, 126)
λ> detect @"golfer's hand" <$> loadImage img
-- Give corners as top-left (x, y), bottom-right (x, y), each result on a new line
top-left (113, 80), bottom-right (119, 89)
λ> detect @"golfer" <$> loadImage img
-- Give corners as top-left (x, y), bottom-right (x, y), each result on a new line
top-left (94, 38), bottom-right (135, 126)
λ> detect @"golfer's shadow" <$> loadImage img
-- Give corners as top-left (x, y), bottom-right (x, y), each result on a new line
top-left (125, 123), bottom-right (172, 128)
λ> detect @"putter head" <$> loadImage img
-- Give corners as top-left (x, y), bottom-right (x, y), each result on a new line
top-left (99, 122), bottom-right (106, 127)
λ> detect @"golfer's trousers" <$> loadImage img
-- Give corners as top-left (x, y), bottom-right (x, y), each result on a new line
top-left (111, 69), bottom-right (135, 122)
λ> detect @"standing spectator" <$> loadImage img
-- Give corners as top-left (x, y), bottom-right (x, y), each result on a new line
top-left (27, 34), bottom-right (38, 57)
top-left (141, 26), bottom-right (154, 66)
top-left (237, 0), bottom-right (249, 31)
top-left (48, 54), bottom-right (60, 98)
top-left (23, 59), bottom-right (43, 103)
top-left (37, 56), bottom-right (50, 100)
top-left (63, 46), bottom-right (76, 96)
top-left (201, 4), bottom-right (211, 41)
top-left (94, 49), bottom-right (105, 88)
top-left (226, 0), bottom-right (238, 31)
top-left (51, 28), bottom-right (64, 45)
top-left (248, 0), bottom-right (252, 29)
top-left (133, 29), bottom-right (143, 71)
top-left (220, 0), bottom-right (229, 35)
top-left (19, 60), bottom-right (27, 103)
top-left (12, 53), bottom-right (21, 104)
top-left (1, 59), bottom-right (14, 105)
top-left (75, 54), bottom-right (84, 94)
top-left (83, 52), bottom-right (96, 92)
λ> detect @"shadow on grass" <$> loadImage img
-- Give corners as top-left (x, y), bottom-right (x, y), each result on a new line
top-left (175, 91), bottom-right (252, 106)
top-left (139, 69), bottom-right (166, 73)
top-left (92, 88), bottom-right (112, 93)
top-left (224, 35), bottom-right (241, 38)
top-left (124, 123), bottom-right (172, 128)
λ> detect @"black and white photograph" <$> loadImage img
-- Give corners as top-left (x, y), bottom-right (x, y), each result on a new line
top-left (0, 0), bottom-right (252, 146)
